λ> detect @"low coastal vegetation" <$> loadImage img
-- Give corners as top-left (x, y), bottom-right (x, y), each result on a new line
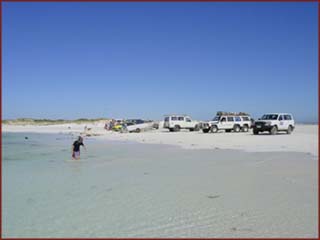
top-left (2, 118), bottom-right (110, 125)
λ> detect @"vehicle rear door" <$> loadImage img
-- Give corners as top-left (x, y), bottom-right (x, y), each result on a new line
top-left (185, 117), bottom-right (193, 128)
top-left (234, 116), bottom-right (242, 127)
top-left (171, 116), bottom-right (178, 128)
top-left (177, 116), bottom-right (185, 128)
top-left (278, 115), bottom-right (286, 130)
top-left (226, 116), bottom-right (235, 129)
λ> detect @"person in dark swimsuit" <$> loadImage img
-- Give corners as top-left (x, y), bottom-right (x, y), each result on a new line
top-left (72, 136), bottom-right (86, 160)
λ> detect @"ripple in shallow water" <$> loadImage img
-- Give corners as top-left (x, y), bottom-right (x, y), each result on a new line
top-left (207, 195), bottom-right (220, 199)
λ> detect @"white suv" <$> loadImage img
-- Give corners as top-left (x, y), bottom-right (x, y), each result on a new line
top-left (163, 115), bottom-right (199, 132)
top-left (200, 114), bottom-right (252, 133)
top-left (253, 113), bottom-right (295, 135)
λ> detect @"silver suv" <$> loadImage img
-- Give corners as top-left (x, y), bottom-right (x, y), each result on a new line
top-left (201, 113), bottom-right (252, 133)
top-left (163, 115), bottom-right (199, 132)
top-left (253, 113), bottom-right (295, 135)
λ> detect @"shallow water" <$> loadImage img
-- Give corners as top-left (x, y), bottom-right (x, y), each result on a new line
top-left (2, 133), bottom-right (318, 237)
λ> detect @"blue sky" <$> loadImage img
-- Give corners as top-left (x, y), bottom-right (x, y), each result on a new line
top-left (3, 2), bottom-right (318, 122)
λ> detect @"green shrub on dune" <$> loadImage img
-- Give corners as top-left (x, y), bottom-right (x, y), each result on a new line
top-left (2, 118), bottom-right (110, 125)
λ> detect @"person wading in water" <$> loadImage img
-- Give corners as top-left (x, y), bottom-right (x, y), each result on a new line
top-left (72, 136), bottom-right (86, 160)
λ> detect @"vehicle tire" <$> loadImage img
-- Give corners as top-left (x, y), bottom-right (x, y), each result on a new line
top-left (270, 126), bottom-right (278, 135)
top-left (287, 125), bottom-right (293, 134)
top-left (202, 129), bottom-right (210, 133)
top-left (136, 128), bottom-right (141, 133)
top-left (210, 125), bottom-right (218, 133)
top-left (233, 125), bottom-right (241, 133)
top-left (242, 125), bottom-right (249, 132)
top-left (253, 129), bottom-right (259, 135)
top-left (174, 125), bottom-right (180, 132)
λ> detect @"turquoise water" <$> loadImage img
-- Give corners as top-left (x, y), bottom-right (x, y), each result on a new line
top-left (4, 132), bottom-right (108, 160)
top-left (2, 133), bottom-right (317, 237)
top-left (2, 132), bottom-right (147, 237)
top-left (3, 132), bottom-right (75, 162)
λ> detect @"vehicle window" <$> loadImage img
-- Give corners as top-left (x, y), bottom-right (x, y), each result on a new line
top-left (213, 116), bottom-right (220, 121)
top-left (235, 116), bottom-right (241, 122)
top-left (220, 117), bottom-right (226, 122)
top-left (261, 114), bottom-right (278, 120)
top-left (279, 115), bottom-right (283, 121)
top-left (186, 118), bottom-right (191, 122)
top-left (284, 115), bottom-right (292, 120)
top-left (242, 116), bottom-right (249, 121)
top-left (171, 117), bottom-right (177, 121)
top-left (227, 117), bottom-right (234, 122)
top-left (136, 120), bottom-right (143, 124)
top-left (178, 117), bottom-right (184, 121)
top-left (165, 117), bottom-right (169, 121)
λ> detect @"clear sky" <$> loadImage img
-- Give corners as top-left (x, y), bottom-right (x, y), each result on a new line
top-left (3, 2), bottom-right (318, 122)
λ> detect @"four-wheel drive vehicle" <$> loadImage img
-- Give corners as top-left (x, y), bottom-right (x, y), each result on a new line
top-left (112, 119), bottom-right (124, 131)
top-left (200, 113), bottom-right (252, 133)
top-left (123, 119), bottom-right (154, 133)
top-left (253, 113), bottom-right (295, 135)
top-left (163, 115), bottom-right (199, 132)
top-left (112, 124), bottom-right (123, 131)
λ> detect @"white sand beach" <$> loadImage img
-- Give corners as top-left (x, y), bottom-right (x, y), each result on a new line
top-left (3, 123), bottom-right (318, 156)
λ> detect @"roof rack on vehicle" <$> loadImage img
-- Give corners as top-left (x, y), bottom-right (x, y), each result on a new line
top-left (216, 111), bottom-right (250, 116)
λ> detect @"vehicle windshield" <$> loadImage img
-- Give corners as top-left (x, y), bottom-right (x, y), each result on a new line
top-left (212, 116), bottom-right (220, 121)
top-left (261, 114), bottom-right (278, 120)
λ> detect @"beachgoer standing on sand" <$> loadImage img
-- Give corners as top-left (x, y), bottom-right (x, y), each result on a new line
top-left (72, 136), bottom-right (86, 160)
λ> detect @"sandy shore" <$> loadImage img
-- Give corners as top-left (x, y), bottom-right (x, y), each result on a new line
top-left (2, 124), bottom-right (318, 156)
